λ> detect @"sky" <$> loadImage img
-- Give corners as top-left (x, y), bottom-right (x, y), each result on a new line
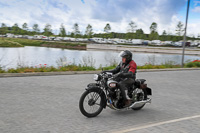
top-left (0, 0), bottom-right (200, 37)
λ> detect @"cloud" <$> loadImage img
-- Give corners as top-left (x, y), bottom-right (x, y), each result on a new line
top-left (91, 0), bottom-right (185, 24)
top-left (0, 0), bottom-right (199, 36)
top-left (0, 0), bottom-right (70, 29)
top-left (0, 1), bottom-right (9, 7)
top-left (192, 6), bottom-right (200, 12)
top-left (88, 0), bottom-right (190, 34)
top-left (192, 0), bottom-right (200, 13)
top-left (194, 0), bottom-right (200, 6)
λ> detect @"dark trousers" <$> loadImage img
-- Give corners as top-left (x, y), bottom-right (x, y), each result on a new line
top-left (118, 78), bottom-right (135, 100)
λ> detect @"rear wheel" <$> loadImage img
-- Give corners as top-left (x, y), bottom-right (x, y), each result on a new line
top-left (79, 88), bottom-right (104, 118)
top-left (132, 89), bottom-right (146, 110)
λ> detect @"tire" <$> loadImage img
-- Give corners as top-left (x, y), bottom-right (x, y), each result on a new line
top-left (79, 88), bottom-right (104, 118)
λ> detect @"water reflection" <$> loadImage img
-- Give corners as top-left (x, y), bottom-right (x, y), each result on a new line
top-left (0, 46), bottom-right (200, 69)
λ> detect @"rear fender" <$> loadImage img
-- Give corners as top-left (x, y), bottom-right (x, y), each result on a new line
top-left (85, 85), bottom-right (107, 108)
top-left (146, 87), bottom-right (152, 95)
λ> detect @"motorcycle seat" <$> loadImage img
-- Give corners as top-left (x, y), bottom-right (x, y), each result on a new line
top-left (135, 79), bottom-right (146, 85)
top-left (133, 79), bottom-right (146, 89)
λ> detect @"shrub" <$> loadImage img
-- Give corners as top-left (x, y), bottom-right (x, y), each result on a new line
top-left (185, 60), bottom-right (200, 68)
top-left (100, 64), bottom-right (116, 71)
top-left (0, 66), bottom-right (5, 73)
top-left (7, 68), bottom-right (19, 73)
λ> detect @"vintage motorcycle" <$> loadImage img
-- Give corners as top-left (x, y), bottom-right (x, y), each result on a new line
top-left (79, 72), bottom-right (152, 118)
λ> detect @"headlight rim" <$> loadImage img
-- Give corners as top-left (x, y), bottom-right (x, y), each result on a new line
top-left (109, 83), bottom-right (117, 88)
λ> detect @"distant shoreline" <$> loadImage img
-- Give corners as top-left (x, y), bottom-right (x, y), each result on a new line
top-left (0, 38), bottom-right (86, 50)
top-left (1, 38), bottom-right (200, 55)
top-left (87, 44), bottom-right (200, 56)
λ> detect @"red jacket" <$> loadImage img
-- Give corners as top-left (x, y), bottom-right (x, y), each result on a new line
top-left (127, 60), bottom-right (137, 74)
top-left (107, 60), bottom-right (137, 79)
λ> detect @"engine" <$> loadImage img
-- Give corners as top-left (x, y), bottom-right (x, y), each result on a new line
top-left (109, 89), bottom-right (124, 109)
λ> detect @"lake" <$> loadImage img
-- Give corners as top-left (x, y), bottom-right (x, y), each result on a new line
top-left (0, 46), bottom-right (200, 69)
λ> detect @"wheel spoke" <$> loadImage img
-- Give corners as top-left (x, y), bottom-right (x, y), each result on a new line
top-left (93, 92), bottom-right (98, 99)
top-left (87, 94), bottom-right (90, 100)
top-left (89, 92), bottom-right (93, 99)
top-left (94, 95), bottom-right (100, 102)
top-left (91, 92), bottom-right (100, 102)
top-left (81, 90), bottom-right (103, 117)
top-left (95, 103), bottom-right (100, 106)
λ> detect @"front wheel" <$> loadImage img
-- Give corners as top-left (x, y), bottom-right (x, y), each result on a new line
top-left (79, 88), bottom-right (104, 118)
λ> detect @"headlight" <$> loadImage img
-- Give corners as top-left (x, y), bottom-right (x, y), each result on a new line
top-left (94, 74), bottom-right (100, 81)
top-left (109, 83), bottom-right (116, 88)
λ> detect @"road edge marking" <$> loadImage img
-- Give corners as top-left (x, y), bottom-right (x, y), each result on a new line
top-left (112, 115), bottom-right (200, 133)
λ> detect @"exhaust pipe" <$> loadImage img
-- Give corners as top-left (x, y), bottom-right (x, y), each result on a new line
top-left (129, 98), bottom-right (151, 109)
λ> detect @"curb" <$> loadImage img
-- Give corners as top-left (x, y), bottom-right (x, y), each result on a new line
top-left (0, 68), bottom-right (200, 78)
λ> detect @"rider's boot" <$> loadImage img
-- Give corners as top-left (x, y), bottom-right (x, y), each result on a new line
top-left (124, 90), bottom-right (132, 107)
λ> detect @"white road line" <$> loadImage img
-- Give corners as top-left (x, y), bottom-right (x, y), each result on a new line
top-left (112, 115), bottom-right (200, 133)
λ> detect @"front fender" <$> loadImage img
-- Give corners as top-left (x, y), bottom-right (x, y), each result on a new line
top-left (86, 83), bottom-right (99, 89)
top-left (85, 85), bottom-right (107, 108)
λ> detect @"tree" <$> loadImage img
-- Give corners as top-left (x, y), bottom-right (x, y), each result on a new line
top-left (149, 32), bottom-right (159, 40)
top-left (125, 32), bottom-right (135, 39)
top-left (127, 21), bottom-right (137, 33)
top-left (198, 33), bottom-right (200, 39)
top-left (12, 23), bottom-right (20, 34)
top-left (1, 23), bottom-right (6, 28)
top-left (104, 23), bottom-right (111, 33)
top-left (32, 24), bottom-right (40, 33)
top-left (43, 23), bottom-right (53, 36)
top-left (149, 22), bottom-right (159, 40)
top-left (59, 23), bottom-right (66, 37)
top-left (0, 23), bottom-right (7, 35)
top-left (85, 24), bottom-right (93, 38)
top-left (160, 30), bottom-right (168, 41)
top-left (175, 21), bottom-right (184, 36)
top-left (162, 30), bottom-right (167, 36)
top-left (73, 23), bottom-right (80, 35)
top-left (21, 23), bottom-right (28, 35)
top-left (150, 22), bottom-right (157, 33)
top-left (22, 23), bottom-right (28, 31)
top-left (70, 32), bottom-right (75, 37)
top-left (135, 29), bottom-right (144, 39)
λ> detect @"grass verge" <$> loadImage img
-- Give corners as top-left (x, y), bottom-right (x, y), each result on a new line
top-left (0, 38), bottom-right (86, 49)
top-left (1, 60), bottom-right (200, 73)
top-left (0, 39), bottom-right (24, 47)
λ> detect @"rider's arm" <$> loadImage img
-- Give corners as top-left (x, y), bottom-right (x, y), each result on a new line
top-left (120, 71), bottom-right (134, 78)
top-left (103, 63), bottom-right (121, 74)
top-left (119, 61), bottom-right (137, 78)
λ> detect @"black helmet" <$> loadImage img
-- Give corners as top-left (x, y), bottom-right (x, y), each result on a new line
top-left (119, 50), bottom-right (132, 63)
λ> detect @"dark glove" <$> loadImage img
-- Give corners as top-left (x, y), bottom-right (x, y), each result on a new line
top-left (101, 71), bottom-right (107, 74)
top-left (101, 70), bottom-right (113, 74)
top-left (113, 72), bottom-right (124, 78)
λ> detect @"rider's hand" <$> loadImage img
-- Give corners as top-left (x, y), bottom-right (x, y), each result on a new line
top-left (114, 72), bottom-right (123, 78)
top-left (101, 71), bottom-right (107, 74)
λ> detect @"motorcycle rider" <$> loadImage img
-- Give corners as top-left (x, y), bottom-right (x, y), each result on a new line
top-left (103, 50), bottom-right (137, 107)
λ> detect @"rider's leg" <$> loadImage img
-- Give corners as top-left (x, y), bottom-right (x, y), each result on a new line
top-left (118, 78), bottom-right (135, 106)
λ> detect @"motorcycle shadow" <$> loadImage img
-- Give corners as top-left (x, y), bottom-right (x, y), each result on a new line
top-left (106, 107), bottom-right (156, 117)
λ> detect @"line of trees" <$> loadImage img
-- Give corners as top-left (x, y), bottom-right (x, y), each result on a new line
top-left (0, 21), bottom-right (200, 41)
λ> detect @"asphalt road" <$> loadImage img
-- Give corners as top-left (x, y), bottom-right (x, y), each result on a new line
top-left (0, 70), bottom-right (200, 133)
